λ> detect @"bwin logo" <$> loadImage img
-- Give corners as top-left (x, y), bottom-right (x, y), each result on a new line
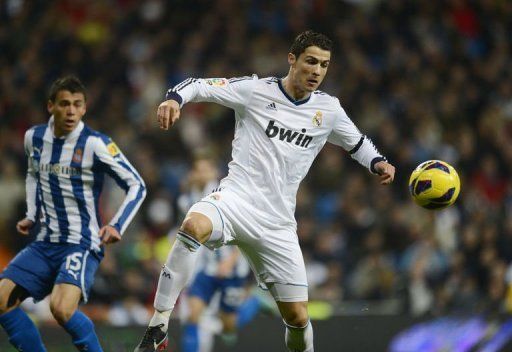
top-left (265, 120), bottom-right (313, 148)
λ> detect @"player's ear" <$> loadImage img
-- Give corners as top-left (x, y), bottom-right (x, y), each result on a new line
top-left (288, 53), bottom-right (296, 66)
top-left (47, 100), bottom-right (54, 114)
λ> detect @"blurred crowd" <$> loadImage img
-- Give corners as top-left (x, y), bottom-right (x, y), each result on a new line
top-left (1, 0), bottom-right (512, 325)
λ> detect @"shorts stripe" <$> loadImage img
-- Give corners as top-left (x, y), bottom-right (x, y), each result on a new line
top-left (80, 250), bottom-right (90, 302)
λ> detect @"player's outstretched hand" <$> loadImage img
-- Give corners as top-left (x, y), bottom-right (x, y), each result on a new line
top-left (157, 99), bottom-right (181, 130)
top-left (374, 161), bottom-right (395, 185)
top-left (99, 225), bottom-right (122, 245)
top-left (16, 218), bottom-right (34, 235)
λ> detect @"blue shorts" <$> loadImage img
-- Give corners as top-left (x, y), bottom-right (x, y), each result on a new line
top-left (0, 241), bottom-right (102, 303)
top-left (188, 271), bottom-right (246, 313)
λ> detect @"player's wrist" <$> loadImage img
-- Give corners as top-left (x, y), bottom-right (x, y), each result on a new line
top-left (164, 91), bottom-right (183, 106)
top-left (370, 157), bottom-right (387, 174)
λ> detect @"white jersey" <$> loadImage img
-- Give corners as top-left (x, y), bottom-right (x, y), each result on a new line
top-left (24, 117), bottom-right (146, 253)
top-left (167, 76), bottom-right (385, 229)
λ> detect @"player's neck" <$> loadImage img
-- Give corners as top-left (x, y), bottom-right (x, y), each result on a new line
top-left (281, 76), bottom-right (310, 101)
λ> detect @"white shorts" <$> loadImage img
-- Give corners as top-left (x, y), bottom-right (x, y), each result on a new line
top-left (188, 190), bottom-right (308, 302)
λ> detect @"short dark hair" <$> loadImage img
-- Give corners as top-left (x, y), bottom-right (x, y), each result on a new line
top-left (290, 30), bottom-right (333, 58)
top-left (48, 76), bottom-right (86, 102)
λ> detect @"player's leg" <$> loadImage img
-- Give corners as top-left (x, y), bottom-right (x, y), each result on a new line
top-left (0, 278), bottom-right (47, 351)
top-left (182, 271), bottom-right (217, 352)
top-left (218, 311), bottom-right (239, 347)
top-left (182, 296), bottom-right (207, 352)
top-left (135, 199), bottom-right (227, 352)
top-left (53, 246), bottom-right (103, 352)
top-left (0, 242), bottom-right (57, 352)
top-left (238, 230), bottom-right (314, 351)
top-left (275, 299), bottom-right (313, 352)
top-left (50, 284), bottom-right (102, 351)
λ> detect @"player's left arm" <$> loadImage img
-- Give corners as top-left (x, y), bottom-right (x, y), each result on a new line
top-left (328, 99), bottom-right (395, 185)
top-left (94, 135), bottom-right (147, 244)
top-left (17, 128), bottom-right (38, 235)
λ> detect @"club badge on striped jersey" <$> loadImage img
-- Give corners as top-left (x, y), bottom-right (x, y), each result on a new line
top-left (312, 111), bottom-right (323, 127)
top-left (72, 149), bottom-right (83, 163)
top-left (107, 142), bottom-right (120, 157)
top-left (205, 78), bottom-right (227, 87)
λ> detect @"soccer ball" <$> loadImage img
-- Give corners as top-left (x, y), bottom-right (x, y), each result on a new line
top-left (409, 160), bottom-right (461, 210)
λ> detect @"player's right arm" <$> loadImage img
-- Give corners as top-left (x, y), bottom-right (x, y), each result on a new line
top-left (17, 128), bottom-right (38, 235)
top-left (158, 76), bottom-right (257, 130)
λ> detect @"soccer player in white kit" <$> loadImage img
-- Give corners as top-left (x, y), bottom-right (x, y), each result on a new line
top-left (135, 30), bottom-right (395, 352)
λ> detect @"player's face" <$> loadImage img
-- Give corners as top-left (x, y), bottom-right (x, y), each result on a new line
top-left (48, 90), bottom-right (86, 137)
top-left (289, 46), bottom-right (331, 93)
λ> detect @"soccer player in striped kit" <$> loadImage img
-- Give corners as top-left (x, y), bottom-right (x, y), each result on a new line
top-left (0, 76), bottom-right (146, 352)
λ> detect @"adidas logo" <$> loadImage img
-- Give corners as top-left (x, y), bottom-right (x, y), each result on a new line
top-left (265, 102), bottom-right (277, 111)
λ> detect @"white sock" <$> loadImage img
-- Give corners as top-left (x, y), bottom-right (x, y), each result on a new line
top-left (152, 232), bottom-right (201, 327)
top-left (149, 310), bottom-right (171, 329)
top-left (285, 320), bottom-right (314, 352)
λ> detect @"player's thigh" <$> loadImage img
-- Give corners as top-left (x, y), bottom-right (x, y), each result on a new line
top-left (187, 296), bottom-right (207, 323)
top-left (238, 229), bottom-right (308, 289)
top-left (186, 197), bottom-right (234, 249)
top-left (276, 300), bottom-right (309, 327)
top-left (55, 246), bottom-right (102, 304)
top-left (0, 279), bottom-right (29, 314)
top-left (0, 242), bottom-right (57, 302)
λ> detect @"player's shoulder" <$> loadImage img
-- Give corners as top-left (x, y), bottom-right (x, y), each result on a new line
top-left (85, 127), bottom-right (114, 150)
top-left (312, 90), bottom-right (342, 109)
top-left (261, 76), bottom-right (279, 85)
top-left (88, 129), bottom-right (122, 157)
top-left (25, 123), bottom-right (47, 135)
top-left (227, 74), bottom-right (258, 83)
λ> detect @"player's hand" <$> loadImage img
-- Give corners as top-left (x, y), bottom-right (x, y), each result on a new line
top-left (16, 218), bottom-right (34, 235)
top-left (99, 225), bottom-right (122, 245)
top-left (374, 161), bottom-right (395, 185)
top-left (157, 99), bottom-right (181, 130)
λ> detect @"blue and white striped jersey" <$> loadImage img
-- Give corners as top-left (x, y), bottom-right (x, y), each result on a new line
top-left (24, 116), bottom-right (146, 253)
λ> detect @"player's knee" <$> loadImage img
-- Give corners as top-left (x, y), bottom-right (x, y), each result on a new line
top-left (180, 214), bottom-right (212, 243)
top-left (221, 318), bottom-right (237, 333)
top-left (0, 280), bottom-right (24, 315)
top-left (50, 301), bottom-right (76, 324)
top-left (0, 294), bottom-right (10, 315)
top-left (282, 305), bottom-right (309, 328)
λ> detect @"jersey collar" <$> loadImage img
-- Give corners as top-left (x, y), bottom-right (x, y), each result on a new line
top-left (277, 79), bottom-right (311, 106)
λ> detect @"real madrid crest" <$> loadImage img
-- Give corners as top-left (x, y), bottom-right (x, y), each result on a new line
top-left (312, 111), bottom-right (323, 127)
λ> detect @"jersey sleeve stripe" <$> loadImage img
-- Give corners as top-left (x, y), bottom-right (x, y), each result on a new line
top-left (172, 78), bottom-right (197, 92)
top-left (32, 125), bottom-right (52, 237)
top-left (349, 136), bottom-right (365, 154)
top-left (228, 76), bottom-right (253, 83)
top-left (109, 159), bottom-right (146, 234)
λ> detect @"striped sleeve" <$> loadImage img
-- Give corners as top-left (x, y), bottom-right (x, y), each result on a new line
top-left (327, 98), bottom-right (386, 173)
top-left (165, 75), bottom-right (258, 113)
top-left (24, 128), bottom-right (39, 222)
top-left (93, 135), bottom-right (146, 235)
